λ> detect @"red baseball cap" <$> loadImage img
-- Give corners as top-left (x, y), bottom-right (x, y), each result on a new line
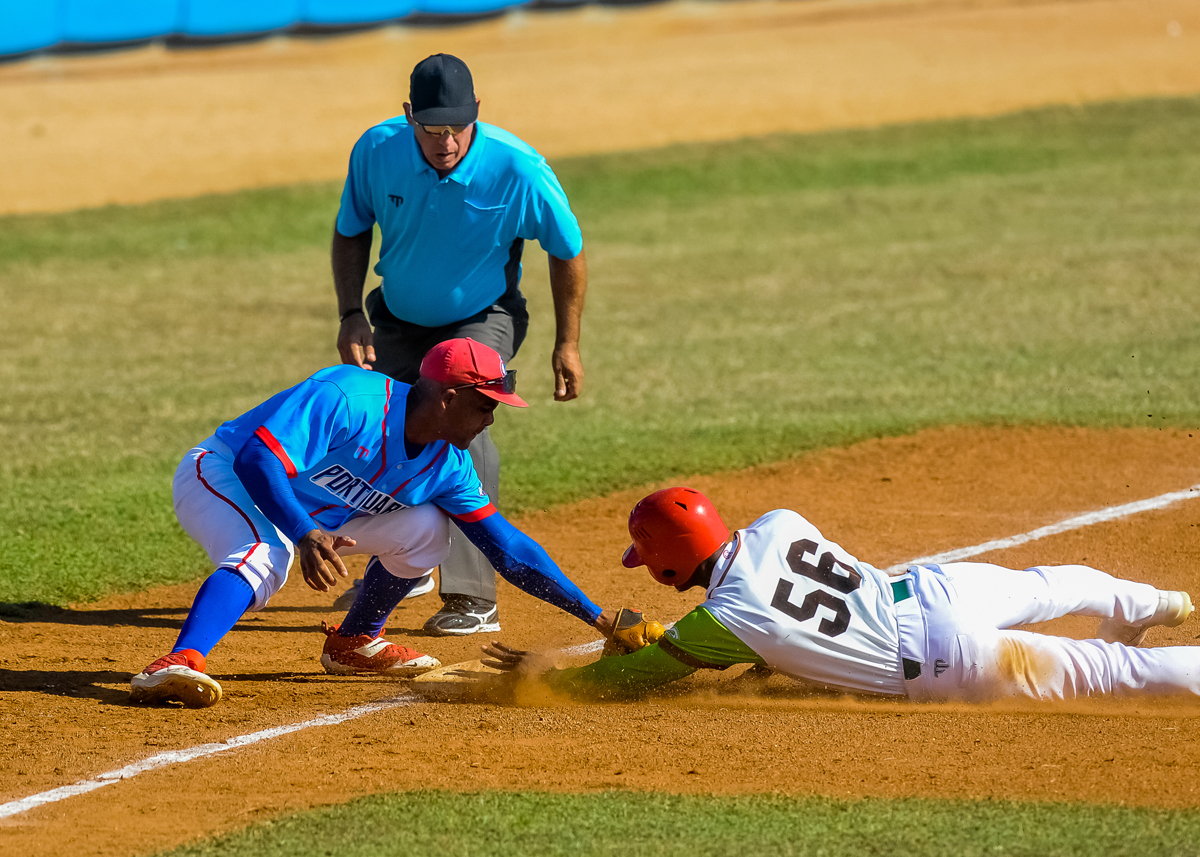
top-left (419, 338), bottom-right (528, 408)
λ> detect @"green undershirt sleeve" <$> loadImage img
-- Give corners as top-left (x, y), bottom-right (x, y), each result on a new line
top-left (657, 606), bottom-right (766, 669)
top-left (543, 607), bottom-right (764, 701)
top-left (543, 640), bottom-right (696, 700)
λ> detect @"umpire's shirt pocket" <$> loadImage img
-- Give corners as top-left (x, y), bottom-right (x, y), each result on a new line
top-left (457, 201), bottom-right (506, 251)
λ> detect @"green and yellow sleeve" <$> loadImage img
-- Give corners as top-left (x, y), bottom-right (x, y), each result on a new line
top-left (543, 607), bottom-right (764, 700)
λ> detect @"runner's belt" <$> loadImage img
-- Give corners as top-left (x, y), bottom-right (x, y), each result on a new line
top-left (892, 579), bottom-right (922, 679)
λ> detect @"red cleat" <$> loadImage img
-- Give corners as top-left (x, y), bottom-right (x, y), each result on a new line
top-left (319, 622), bottom-right (441, 677)
top-left (130, 648), bottom-right (223, 708)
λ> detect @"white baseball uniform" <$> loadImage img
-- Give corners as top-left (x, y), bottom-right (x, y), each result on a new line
top-left (551, 509), bottom-right (1200, 702)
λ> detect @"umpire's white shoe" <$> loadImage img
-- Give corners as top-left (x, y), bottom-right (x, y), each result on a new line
top-left (1098, 590), bottom-right (1194, 646)
top-left (130, 649), bottom-right (222, 708)
top-left (332, 573), bottom-right (436, 612)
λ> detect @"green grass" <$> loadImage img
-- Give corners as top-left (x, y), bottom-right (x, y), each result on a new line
top-left (3, 96), bottom-right (1200, 603)
top-left (160, 790), bottom-right (1200, 857)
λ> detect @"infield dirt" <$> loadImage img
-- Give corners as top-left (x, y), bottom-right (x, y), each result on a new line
top-left (4, 427), bottom-right (1200, 855)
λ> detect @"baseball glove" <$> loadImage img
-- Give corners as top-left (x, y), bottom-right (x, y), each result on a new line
top-left (602, 608), bottom-right (666, 657)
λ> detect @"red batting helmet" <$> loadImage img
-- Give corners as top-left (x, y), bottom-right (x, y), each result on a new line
top-left (621, 487), bottom-right (730, 586)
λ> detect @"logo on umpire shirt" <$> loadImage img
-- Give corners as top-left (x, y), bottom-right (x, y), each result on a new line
top-left (309, 465), bottom-right (407, 516)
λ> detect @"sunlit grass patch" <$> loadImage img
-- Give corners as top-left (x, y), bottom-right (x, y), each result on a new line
top-left (160, 789), bottom-right (1200, 857)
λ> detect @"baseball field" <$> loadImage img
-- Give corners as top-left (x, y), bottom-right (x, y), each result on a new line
top-left (3, 0), bottom-right (1200, 853)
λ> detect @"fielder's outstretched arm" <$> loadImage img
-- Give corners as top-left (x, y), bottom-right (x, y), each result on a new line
top-left (453, 513), bottom-right (602, 625)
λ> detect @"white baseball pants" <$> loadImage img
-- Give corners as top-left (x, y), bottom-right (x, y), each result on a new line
top-left (173, 436), bottom-right (451, 611)
top-left (898, 562), bottom-right (1200, 702)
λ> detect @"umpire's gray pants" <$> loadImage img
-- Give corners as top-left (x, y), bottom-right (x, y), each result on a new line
top-left (364, 284), bottom-right (528, 602)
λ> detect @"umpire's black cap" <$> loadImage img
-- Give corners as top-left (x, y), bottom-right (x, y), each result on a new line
top-left (409, 54), bottom-right (479, 125)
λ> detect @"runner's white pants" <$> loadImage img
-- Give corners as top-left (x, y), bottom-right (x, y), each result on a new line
top-left (173, 437), bottom-right (451, 611)
top-left (897, 562), bottom-right (1200, 701)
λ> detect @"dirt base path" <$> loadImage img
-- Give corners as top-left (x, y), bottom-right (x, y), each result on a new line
top-left (1, 0), bottom-right (1198, 214)
top-left (3, 426), bottom-right (1200, 855)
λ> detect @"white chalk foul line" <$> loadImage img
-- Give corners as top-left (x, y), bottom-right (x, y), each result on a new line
top-left (1, 642), bottom-right (609, 822)
top-left (563, 639), bottom-right (606, 656)
top-left (0, 693), bottom-right (418, 821)
top-left (7, 481), bottom-right (1199, 820)
top-left (884, 483), bottom-right (1200, 574)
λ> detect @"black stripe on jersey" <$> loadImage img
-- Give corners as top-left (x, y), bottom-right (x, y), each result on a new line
top-left (657, 637), bottom-right (733, 671)
top-left (712, 534), bottom-right (742, 590)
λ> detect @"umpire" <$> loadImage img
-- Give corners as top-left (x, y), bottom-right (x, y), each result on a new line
top-left (331, 53), bottom-right (587, 636)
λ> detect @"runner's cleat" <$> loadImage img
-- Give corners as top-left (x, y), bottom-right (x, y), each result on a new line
top-left (319, 621), bottom-right (441, 676)
top-left (1098, 590), bottom-right (1193, 646)
top-left (130, 649), bottom-right (223, 708)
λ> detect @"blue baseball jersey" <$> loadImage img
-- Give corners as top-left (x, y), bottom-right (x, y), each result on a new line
top-left (336, 117), bottom-right (583, 327)
top-left (213, 366), bottom-right (492, 531)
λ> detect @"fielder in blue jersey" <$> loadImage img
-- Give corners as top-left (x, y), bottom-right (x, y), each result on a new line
top-left (131, 338), bottom-right (616, 709)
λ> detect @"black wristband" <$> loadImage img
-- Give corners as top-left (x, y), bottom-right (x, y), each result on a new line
top-left (339, 307), bottom-right (364, 323)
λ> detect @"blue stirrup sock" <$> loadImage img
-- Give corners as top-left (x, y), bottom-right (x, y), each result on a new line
top-left (172, 567), bottom-right (256, 658)
top-left (338, 557), bottom-right (423, 639)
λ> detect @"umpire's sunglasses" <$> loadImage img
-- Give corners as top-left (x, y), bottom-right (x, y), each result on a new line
top-left (453, 370), bottom-right (517, 395)
top-left (415, 121), bottom-right (472, 137)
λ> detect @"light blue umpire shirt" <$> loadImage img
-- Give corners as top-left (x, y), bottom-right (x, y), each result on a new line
top-left (336, 117), bottom-right (584, 329)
